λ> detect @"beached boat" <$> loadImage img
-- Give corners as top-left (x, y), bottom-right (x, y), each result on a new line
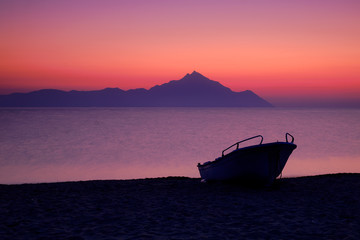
top-left (197, 133), bottom-right (297, 184)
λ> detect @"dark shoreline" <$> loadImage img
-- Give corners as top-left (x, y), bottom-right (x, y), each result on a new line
top-left (1, 173), bottom-right (360, 239)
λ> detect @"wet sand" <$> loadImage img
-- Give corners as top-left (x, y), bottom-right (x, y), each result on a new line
top-left (1, 173), bottom-right (359, 239)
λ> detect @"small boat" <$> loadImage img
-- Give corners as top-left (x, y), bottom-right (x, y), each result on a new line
top-left (197, 133), bottom-right (297, 185)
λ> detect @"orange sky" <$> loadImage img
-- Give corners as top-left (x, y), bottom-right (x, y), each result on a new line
top-left (0, 0), bottom-right (359, 106)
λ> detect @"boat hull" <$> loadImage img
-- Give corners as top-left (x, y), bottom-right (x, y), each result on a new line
top-left (198, 142), bottom-right (297, 184)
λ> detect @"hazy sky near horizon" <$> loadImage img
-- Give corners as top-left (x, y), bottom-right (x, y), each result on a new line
top-left (1, 0), bottom-right (359, 105)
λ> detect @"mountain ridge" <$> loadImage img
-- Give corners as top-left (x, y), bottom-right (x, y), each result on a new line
top-left (0, 71), bottom-right (273, 107)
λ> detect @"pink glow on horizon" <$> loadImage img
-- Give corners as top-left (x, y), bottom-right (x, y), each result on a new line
top-left (0, 0), bottom-right (360, 105)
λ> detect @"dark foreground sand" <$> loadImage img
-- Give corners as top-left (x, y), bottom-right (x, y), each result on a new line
top-left (1, 174), bottom-right (360, 240)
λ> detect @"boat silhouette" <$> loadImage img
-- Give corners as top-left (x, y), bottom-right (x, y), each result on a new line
top-left (197, 133), bottom-right (297, 185)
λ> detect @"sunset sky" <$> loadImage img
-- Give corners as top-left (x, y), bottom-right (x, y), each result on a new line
top-left (1, 0), bottom-right (359, 106)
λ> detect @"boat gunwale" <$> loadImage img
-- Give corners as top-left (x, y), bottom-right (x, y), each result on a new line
top-left (198, 142), bottom-right (297, 168)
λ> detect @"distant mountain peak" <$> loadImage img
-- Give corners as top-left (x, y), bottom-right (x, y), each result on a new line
top-left (182, 71), bottom-right (209, 81)
top-left (190, 70), bottom-right (201, 75)
top-left (0, 71), bottom-right (273, 107)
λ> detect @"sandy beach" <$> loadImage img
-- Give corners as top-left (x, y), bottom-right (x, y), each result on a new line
top-left (1, 173), bottom-right (359, 240)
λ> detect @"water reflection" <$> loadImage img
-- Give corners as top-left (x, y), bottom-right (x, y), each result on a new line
top-left (0, 108), bottom-right (359, 184)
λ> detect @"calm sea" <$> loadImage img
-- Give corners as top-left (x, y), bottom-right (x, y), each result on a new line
top-left (0, 107), bottom-right (359, 184)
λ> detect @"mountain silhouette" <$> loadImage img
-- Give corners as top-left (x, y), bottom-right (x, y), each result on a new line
top-left (0, 71), bottom-right (272, 107)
